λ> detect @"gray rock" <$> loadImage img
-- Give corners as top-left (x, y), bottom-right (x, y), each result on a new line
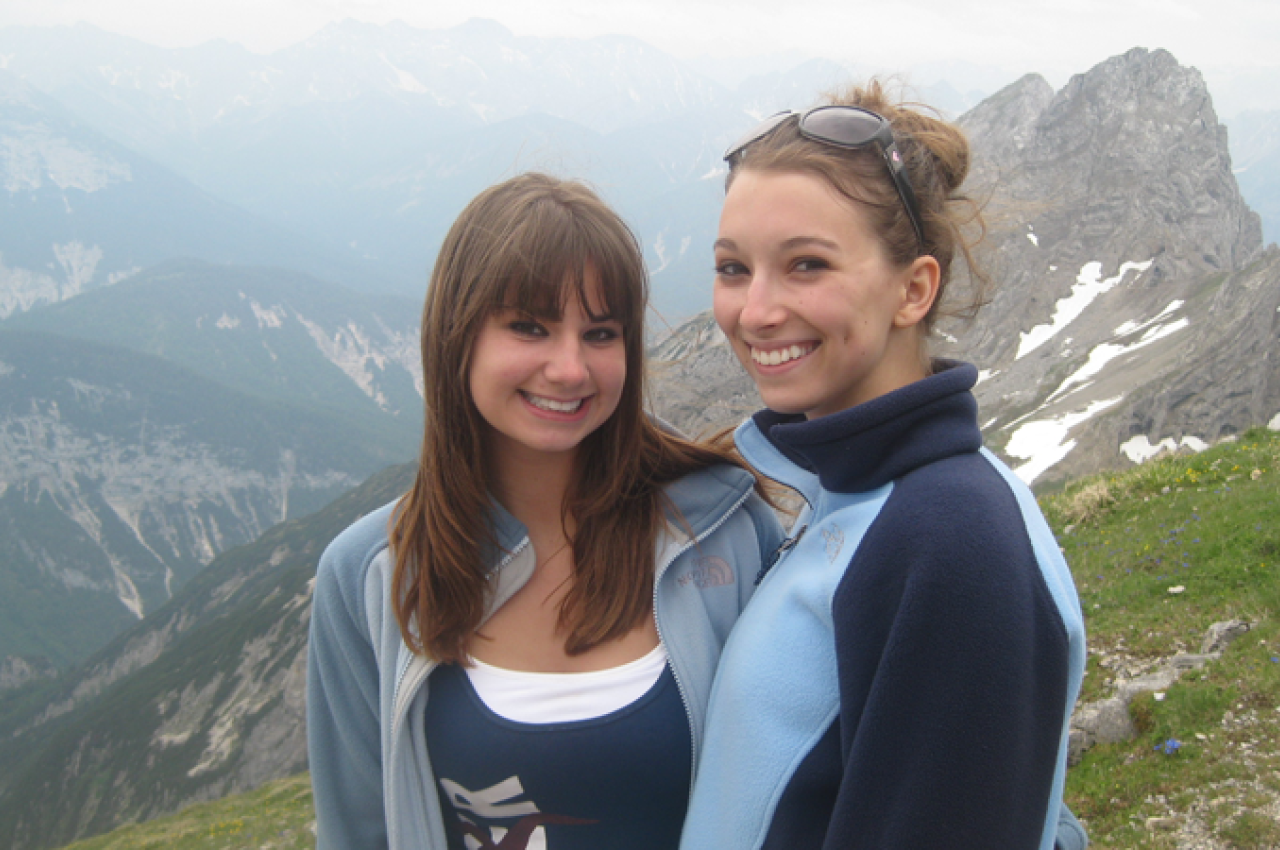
top-left (1169, 652), bottom-right (1220, 671)
top-left (1071, 696), bottom-right (1137, 747)
top-left (1200, 619), bottom-right (1250, 654)
top-left (1117, 668), bottom-right (1180, 702)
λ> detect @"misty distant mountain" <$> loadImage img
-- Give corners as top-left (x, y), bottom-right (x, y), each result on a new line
top-left (5, 259), bottom-right (425, 439)
top-left (0, 19), bottom-right (1275, 321)
top-left (0, 19), bottom-right (1006, 320)
top-left (0, 71), bottom-right (387, 317)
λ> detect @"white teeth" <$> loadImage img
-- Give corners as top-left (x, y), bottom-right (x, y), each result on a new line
top-left (751, 344), bottom-right (812, 366)
top-left (525, 393), bottom-right (583, 413)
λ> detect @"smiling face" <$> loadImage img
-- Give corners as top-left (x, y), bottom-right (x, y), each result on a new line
top-left (468, 274), bottom-right (627, 468)
top-left (713, 169), bottom-right (939, 419)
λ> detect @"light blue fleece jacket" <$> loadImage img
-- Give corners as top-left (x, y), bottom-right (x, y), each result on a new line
top-left (306, 464), bottom-right (783, 850)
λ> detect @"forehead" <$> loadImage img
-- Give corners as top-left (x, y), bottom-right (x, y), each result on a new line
top-left (719, 169), bottom-right (874, 247)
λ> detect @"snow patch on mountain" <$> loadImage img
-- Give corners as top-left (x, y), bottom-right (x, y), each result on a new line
top-left (1, 127), bottom-right (132, 193)
top-left (1005, 396), bottom-right (1124, 484)
top-left (157, 70), bottom-right (191, 98)
top-left (1113, 300), bottom-right (1184, 336)
top-left (1047, 314), bottom-right (1190, 403)
top-left (1015, 259), bottom-right (1154, 360)
top-left (380, 52), bottom-right (428, 93)
top-left (1120, 434), bottom-right (1209, 464)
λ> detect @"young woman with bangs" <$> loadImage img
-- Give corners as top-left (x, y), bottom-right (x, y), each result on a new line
top-left (679, 84), bottom-right (1089, 850)
top-left (307, 172), bottom-right (782, 850)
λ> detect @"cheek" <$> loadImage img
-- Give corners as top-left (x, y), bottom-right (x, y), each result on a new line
top-left (712, 290), bottom-right (742, 335)
top-left (598, 351), bottom-right (628, 401)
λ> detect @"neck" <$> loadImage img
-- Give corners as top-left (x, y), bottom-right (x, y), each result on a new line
top-left (487, 438), bottom-right (579, 534)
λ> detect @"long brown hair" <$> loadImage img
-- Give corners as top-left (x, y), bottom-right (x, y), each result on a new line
top-left (726, 80), bottom-right (990, 334)
top-left (391, 173), bottom-right (752, 663)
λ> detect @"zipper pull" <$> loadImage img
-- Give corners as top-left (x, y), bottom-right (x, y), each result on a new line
top-left (755, 524), bottom-right (807, 586)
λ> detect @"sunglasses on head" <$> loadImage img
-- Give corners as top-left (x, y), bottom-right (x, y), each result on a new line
top-left (724, 106), bottom-right (926, 252)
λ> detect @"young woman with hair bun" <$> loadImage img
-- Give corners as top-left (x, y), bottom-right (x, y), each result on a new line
top-left (680, 83), bottom-right (1088, 850)
top-left (307, 173), bottom-right (782, 850)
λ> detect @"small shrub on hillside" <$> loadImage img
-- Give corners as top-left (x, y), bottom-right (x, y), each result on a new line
top-left (1059, 479), bottom-right (1118, 525)
top-left (1128, 691), bottom-right (1157, 734)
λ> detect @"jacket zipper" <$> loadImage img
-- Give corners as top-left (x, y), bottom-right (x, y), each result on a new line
top-left (653, 486), bottom-right (754, 793)
top-left (387, 540), bottom-right (526, 850)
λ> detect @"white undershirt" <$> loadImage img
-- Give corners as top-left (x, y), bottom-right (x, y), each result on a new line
top-left (463, 643), bottom-right (669, 724)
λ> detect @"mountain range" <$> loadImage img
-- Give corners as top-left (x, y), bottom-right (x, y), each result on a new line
top-left (0, 70), bottom-right (384, 318)
top-left (11, 20), bottom-right (1271, 323)
top-left (0, 28), bottom-right (1277, 850)
top-left (0, 260), bottom-right (422, 669)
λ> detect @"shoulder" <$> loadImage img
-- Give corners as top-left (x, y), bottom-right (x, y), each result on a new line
top-left (661, 463), bottom-right (767, 532)
top-left (841, 450), bottom-right (1068, 626)
top-left (875, 450), bottom-right (1034, 564)
top-left (314, 500), bottom-right (399, 615)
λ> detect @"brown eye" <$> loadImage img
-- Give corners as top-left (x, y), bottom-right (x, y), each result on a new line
top-left (793, 258), bottom-right (829, 273)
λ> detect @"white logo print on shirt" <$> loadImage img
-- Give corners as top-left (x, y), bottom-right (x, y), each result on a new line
top-left (439, 776), bottom-right (594, 850)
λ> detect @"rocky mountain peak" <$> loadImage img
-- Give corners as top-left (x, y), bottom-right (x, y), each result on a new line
top-left (959, 72), bottom-right (1054, 169)
top-left (956, 46), bottom-right (1262, 368)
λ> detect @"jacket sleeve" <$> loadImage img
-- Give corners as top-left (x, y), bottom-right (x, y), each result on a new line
top-left (307, 536), bottom-right (389, 850)
top-left (820, 470), bottom-right (1073, 850)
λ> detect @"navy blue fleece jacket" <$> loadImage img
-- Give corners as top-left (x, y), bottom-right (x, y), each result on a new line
top-left (680, 361), bottom-right (1086, 850)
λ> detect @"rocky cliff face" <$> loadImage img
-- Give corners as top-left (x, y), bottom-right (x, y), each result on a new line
top-left (0, 329), bottom-right (408, 668)
top-left (0, 463), bottom-right (415, 850)
top-left (942, 47), bottom-right (1271, 487)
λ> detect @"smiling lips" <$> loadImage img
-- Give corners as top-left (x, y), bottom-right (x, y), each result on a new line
top-left (749, 343), bottom-right (816, 367)
top-left (521, 391), bottom-right (586, 414)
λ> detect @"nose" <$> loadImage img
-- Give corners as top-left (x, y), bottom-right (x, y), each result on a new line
top-left (736, 273), bottom-right (785, 334)
top-left (543, 335), bottom-right (589, 386)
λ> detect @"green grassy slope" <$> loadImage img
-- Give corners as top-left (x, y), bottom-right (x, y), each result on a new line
top-left (1049, 428), bottom-right (1280, 848)
top-left (55, 774), bottom-right (315, 850)
top-left (48, 428), bottom-right (1280, 850)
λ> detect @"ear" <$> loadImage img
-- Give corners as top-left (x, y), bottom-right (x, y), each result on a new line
top-left (893, 255), bottom-right (941, 329)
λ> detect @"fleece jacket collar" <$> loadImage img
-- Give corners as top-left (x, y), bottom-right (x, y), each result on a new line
top-left (743, 360), bottom-right (984, 496)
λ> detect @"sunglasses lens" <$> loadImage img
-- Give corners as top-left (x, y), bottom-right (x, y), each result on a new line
top-left (724, 111), bottom-right (795, 161)
top-left (801, 106), bottom-right (883, 148)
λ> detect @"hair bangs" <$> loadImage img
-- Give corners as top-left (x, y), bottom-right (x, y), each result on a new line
top-left (491, 198), bottom-right (645, 335)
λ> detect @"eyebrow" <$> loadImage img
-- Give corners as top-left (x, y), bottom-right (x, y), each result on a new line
top-left (713, 236), bottom-right (840, 252)
top-left (781, 236), bottom-right (840, 251)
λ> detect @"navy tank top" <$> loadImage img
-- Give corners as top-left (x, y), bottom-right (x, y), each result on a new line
top-left (425, 661), bottom-right (692, 850)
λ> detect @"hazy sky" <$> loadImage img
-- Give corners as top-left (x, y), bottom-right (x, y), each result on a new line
top-left (1, 0), bottom-right (1274, 105)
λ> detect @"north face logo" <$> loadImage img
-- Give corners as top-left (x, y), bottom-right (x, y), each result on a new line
top-left (676, 556), bottom-right (733, 588)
